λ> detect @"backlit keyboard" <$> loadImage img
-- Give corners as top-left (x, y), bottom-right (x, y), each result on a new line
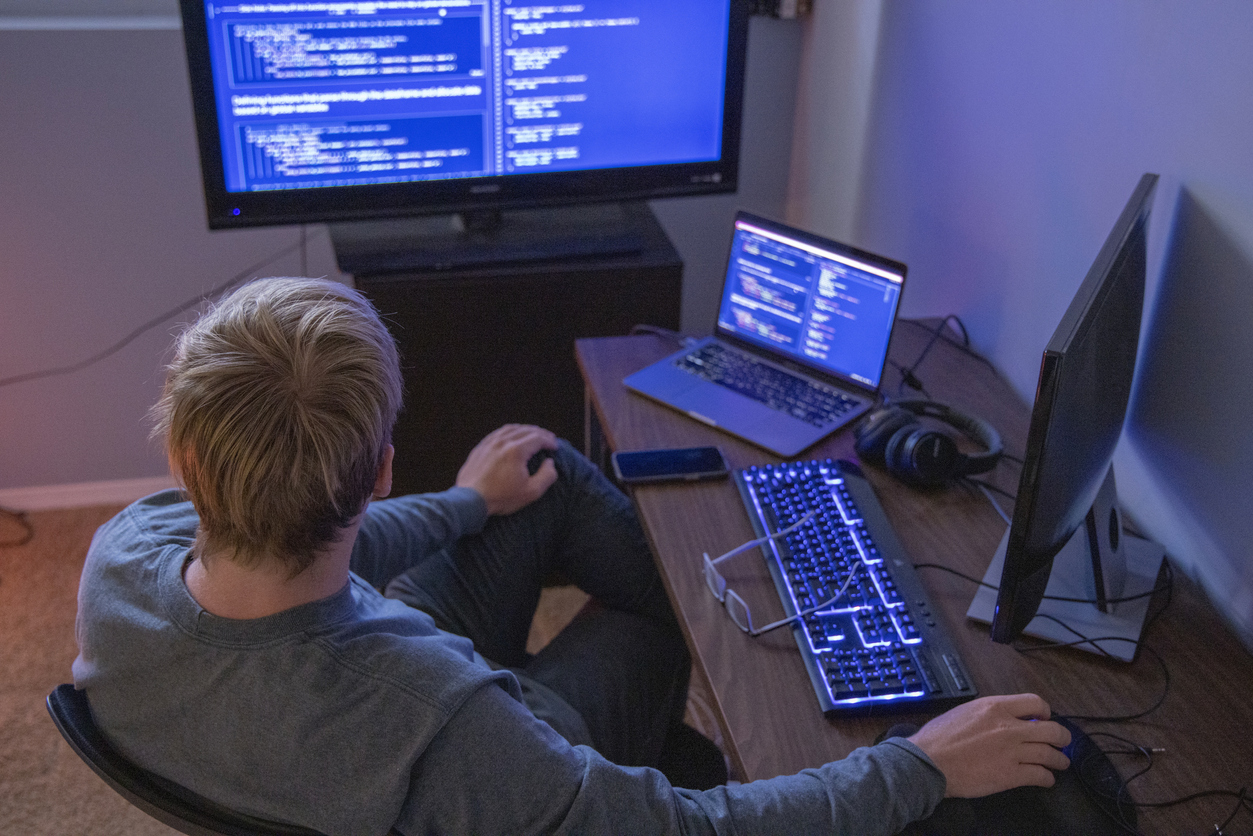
top-left (674, 343), bottom-right (858, 427)
top-left (735, 458), bottom-right (978, 715)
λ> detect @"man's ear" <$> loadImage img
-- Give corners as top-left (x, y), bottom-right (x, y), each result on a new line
top-left (373, 445), bottom-right (395, 499)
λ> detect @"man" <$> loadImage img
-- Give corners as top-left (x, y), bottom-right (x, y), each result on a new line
top-left (74, 277), bottom-right (1071, 835)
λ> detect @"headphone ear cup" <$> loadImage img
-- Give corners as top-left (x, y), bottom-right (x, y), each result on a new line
top-left (885, 427), bottom-right (959, 487)
top-left (854, 407), bottom-right (916, 464)
top-left (938, 408), bottom-right (1003, 476)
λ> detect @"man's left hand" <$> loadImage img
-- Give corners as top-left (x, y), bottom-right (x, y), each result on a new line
top-left (456, 425), bottom-right (559, 516)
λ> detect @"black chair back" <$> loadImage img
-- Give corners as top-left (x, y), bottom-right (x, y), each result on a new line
top-left (45, 683), bottom-right (325, 836)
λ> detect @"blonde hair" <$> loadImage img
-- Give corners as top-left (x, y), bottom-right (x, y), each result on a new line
top-left (151, 277), bottom-right (402, 574)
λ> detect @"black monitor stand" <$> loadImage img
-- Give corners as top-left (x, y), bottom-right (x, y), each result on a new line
top-left (967, 468), bottom-right (1166, 662)
top-left (329, 201), bottom-right (649, 275)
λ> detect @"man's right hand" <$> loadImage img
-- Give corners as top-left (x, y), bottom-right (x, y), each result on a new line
top-left (455, 425), bottom-right (559, 516)
top-left (907, 693), bottom-right (1072, 798)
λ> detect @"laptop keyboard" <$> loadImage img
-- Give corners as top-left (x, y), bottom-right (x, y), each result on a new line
top-left (674, 343), bottom-right (859, 427)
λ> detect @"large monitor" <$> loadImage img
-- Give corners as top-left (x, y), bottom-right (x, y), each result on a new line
top-left (177, 0), bottom-right (749, 235)
top-left (967, 173), bottom-right (1166, 662)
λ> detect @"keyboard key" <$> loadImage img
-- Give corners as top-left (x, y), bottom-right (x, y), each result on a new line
top-left (675, 343), bottom-right (857, 427)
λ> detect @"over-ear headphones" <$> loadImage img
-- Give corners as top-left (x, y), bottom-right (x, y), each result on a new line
top-left (854, 400), bottom-right (1002, 487)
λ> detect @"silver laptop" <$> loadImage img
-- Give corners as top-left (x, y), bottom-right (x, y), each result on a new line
top-left (625, 211), bottom-right (907, 456)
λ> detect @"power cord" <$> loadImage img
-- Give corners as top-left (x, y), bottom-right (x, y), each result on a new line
top-left (891, 315), bottom-right (1004, 398)
top-left (0, 505), bottom-right (34, 547)
top-left (1079, 732), bottom-right (1252, 835)
top-left (900, 315), bottom-right (1000, 368)
top-left (0, 234), bottom-right (311, 390)
top-left (1022, 616), bottom-right (1171, 721)
top-left (0, 232), bottom-right (316, 545)
top-left (1076, 730), bottom-right (1157, 835)
top-left (629, 324), bottom-right (693, 347)
top-left (912, 557), bottom-right (1175, 611)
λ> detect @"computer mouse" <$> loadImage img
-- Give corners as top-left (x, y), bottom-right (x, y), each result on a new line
top-left (893, 715), bottom-right (1135, 836)
top-left (526, 449), bottom-right (555, 476)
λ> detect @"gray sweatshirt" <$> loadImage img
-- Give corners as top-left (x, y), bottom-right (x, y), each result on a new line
top-left (73, 490), bottom-right (945, 835)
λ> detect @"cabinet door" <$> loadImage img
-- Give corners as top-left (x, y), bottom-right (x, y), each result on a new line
top-left (358, 258), bottom-right (680, 495)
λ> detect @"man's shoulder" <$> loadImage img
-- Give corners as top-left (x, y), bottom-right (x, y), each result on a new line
top-left (76, 490), bottom-right (198, 643)
top-left (96, 489), bottom-right (198, 550)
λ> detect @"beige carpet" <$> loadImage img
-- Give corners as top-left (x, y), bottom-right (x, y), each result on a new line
top-left (0, 504), bottom-right (723, 833)
top-left (0, 504), bottom-right (176, 835)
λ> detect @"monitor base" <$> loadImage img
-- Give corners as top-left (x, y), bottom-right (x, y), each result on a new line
top-left (967, 528), bottom-right (1165, 662)
top-left (329, 201), bottom-right (648, 275)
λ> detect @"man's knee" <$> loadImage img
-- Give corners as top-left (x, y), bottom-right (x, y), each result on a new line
top-left (551, 438), bottom-right (592, 475)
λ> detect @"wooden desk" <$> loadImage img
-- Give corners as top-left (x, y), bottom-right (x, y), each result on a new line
top-left (576, 323), bottom-right (1253, 834)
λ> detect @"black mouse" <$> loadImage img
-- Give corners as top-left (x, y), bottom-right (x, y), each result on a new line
top-left (526, 449), bottom-right (555, 476)
top-left (892, 715), bottom-right (1136, 836)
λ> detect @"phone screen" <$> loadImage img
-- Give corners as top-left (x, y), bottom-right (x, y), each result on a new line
top-left (612, 447), bottom-right (729, 483)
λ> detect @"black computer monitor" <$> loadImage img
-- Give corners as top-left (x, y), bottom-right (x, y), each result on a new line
top-left (967, 173), bottom-right (1166, 662)
top-left (177, 0), bottom-right (748, 231)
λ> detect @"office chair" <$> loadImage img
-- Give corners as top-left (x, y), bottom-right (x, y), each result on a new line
top-left (45, 683), bottom-right (326, 836)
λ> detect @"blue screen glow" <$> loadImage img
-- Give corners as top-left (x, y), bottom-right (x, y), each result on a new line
top-left (198, 1), bottom-right (731, 194)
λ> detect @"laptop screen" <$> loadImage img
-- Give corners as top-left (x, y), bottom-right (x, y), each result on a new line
top-left (715, 213), bottom-right (906, 389)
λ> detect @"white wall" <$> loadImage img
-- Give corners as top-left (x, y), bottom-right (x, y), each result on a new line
top-left (0, 26), bottom-right (343, 493)
top-left (653, 15), bottom-right (802, 334)
top-left (0, 15), bottom-right (801, 494)
top-left (789, 1), bottom-right (1253, 648)
top-left (785, 0), bottom-right (882, 241)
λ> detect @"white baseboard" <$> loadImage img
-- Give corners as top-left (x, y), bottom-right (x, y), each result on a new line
top-left (0, 17), bottom-right (182, 31)
top-left (0, 476), bottom-right (178, 512)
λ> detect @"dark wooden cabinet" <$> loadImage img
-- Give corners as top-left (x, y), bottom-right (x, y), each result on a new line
top-left (351, 203), bottom-right (682, 495)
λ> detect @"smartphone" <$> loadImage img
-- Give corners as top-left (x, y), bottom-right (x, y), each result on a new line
top-left (611, 446), bottom-right (729, 484)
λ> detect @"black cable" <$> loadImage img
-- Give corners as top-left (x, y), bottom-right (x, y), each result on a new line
top-left (914, 562), bottom-right (999, 592)
top-left (894, 321), bottom-right (945, 395)
top-left (1119, 788), bottom-right (1253, 830)
top-left (0, 505), bottom-right (34, 547)
top-left (1019, 624), bottom-right (1170, 721)
top-left (0, 236), bottom-right (307, 389)
top-left (895, 317), bottom-right (950, 395)
top-left (1017, 570), bottom-right (1176, 723)
top-left (1028, 557), bottom-right (1173, 606)
top-left (888, 359), bottom-right (932, 398)
top-left (1080, 731), bottom-right (1152, 834)
top-left (1013, 621), bottom-right (1132, 661)
top-left (1217, 788), bottom-right (1249, 833)
top-left (894, 315), bottom-right (1008, 402)
top-left (912, 560), bottom-right (1174, 607)
top-left (898, 315), bottom-right (1001, 375)
top-left (911, 559), bottom-right (1173, 720)
top-left (1153, 788), bottom-right (1253, 831)
top-left (629, 324), bottom-right (690, 346)
top-left (1076, 732), bottom-right (1253, 834)
top-left (963, 476), bottom-right (1016, 502)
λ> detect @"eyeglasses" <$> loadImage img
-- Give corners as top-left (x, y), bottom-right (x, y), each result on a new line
top-left (703, 509), bottom-right (861, 636)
